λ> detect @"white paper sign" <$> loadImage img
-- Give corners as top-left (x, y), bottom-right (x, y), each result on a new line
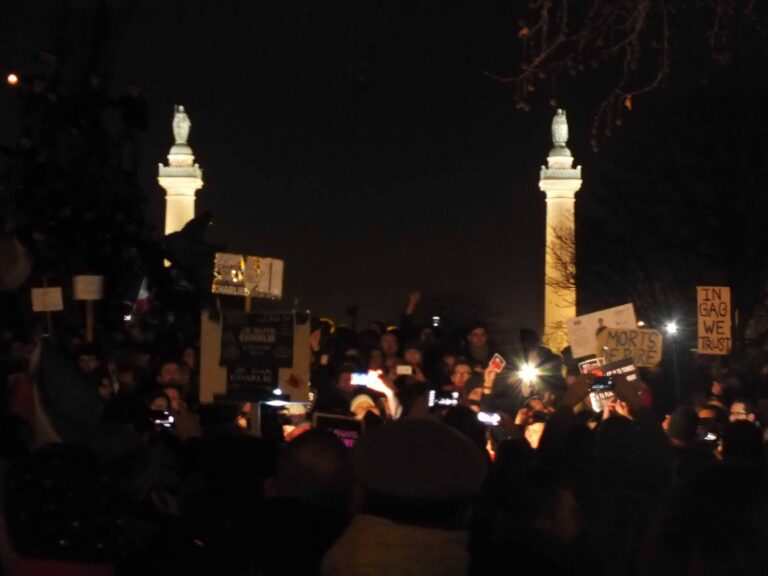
top-left (73, 275), bottom-right (104, 301)
top-left (212, 252), bottom-right (284, 299)
top-left (212, 253), bottom-right (246, 296)
top-left (244, 256), bottom-right (283, 299)
top-left (566, 303), bottom-right (637, 359)
top-left (31, 287), bottom-right (63, 312)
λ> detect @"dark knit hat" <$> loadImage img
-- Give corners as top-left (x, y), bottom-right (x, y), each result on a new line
top-left (352, 418), bottom-right (487, 499)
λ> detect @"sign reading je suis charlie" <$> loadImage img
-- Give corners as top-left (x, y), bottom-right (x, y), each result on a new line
top-left (220, 310), bottom-right (295, 393)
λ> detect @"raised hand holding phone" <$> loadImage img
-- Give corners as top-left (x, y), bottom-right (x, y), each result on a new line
top-left (362, 370), bottom-right (401, 419)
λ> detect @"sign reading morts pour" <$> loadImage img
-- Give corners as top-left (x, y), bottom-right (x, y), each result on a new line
top-left (566, 303), bottom-right (637, 359)
top-left (697, 286), bottom-right (732, 355)
top-left (212, 253), bottom-right (284, 299)
top-left (598, 328), bottom-right (663, 367)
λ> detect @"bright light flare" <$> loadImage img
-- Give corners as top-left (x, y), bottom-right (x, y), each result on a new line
top-left (477, 412), bottom-right (501, 426)
top-left (665, 322), bottom-right (678, 336)
top-left (7, 73), bottom-right (19, 86)
top-left (519, 363), bottom-right (539, 383)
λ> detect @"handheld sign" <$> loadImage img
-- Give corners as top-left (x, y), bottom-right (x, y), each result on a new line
top-left (566, 303), bottom-right (637, 359)
top-left (31, 287), bottom-right (63, 312)
top-left (212, 253), bottom-right (284, 300)
top-left (72, 275), bottom-right (104, 301)
top-left (598, 328), bottom-right (663, 367)
top-left (244, 256), bottom-right (283, 299)
top-left (697, 286), bottom-right (732, 355)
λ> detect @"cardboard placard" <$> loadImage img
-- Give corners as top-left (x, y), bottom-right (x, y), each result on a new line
top-left (244, 256), bottom-right (283, 299)
top-left (212, 252), bottom-right (284, 299)
top-left (598, 328), bottom-right (663, 367)
top-left (212, 253), bottom-right (245, 296)
top-left (31, 287), bottom-right (63, 312)
top-left (566, 303), bottom-right (637, 359)
top-left (73, 275), bottom-right (104, 301)
top-left (697, 286), bottom-right (732, 355)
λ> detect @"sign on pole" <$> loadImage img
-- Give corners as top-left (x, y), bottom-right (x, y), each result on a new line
top-left (566, 303), bottom-right (637, 359)
top-left (212, 252), bottom-right (284, 300)
top-left (598, 328), bottom-right (663, 367)
top-left (220, 311), bottom-right (295, 395)
top-left (697, 286), bottom-right (732, 355)
top-left (73, 275), bottom-right (104, 301)
top-left (31, 287), bottom-right (63, 312)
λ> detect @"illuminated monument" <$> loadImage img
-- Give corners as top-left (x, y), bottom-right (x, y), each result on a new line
top-left (158, 105), bottom-right (204, 235)
top-left (539, 109), bottom-right (582, 353)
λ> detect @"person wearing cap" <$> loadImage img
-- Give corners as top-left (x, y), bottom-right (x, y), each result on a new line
top-left (321, 418), bottom-right (487, 576)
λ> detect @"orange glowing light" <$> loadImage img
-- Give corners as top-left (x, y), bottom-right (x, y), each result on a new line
top-left (7, 73), bottom-right (19, 86)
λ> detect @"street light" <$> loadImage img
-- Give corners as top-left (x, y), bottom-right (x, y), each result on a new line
top-left (665, 321), bottom-right (678, 336)
top-left (665, 321), bottom-right (681, 406)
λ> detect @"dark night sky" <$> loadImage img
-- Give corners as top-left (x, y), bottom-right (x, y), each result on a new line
top-left (0, 0), bottom-right (596, 340)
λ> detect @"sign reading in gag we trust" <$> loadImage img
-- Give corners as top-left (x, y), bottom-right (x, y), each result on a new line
top-left (697, 286), bottom-right (732, 355)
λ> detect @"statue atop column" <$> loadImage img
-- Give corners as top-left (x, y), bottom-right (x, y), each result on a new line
top-left (551, 109), bottom-right (568, 148)
top-left (172, 105), bottom-right (191, 145)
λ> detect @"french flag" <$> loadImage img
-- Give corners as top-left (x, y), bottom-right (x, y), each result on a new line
top-left (133, 277), bottom-right (150, 314)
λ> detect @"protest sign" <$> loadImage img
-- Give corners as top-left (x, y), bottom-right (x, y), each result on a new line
top-left (31, 287), bottom-right (63, 312)
top-left (212, 252), bottom-right (284, 299)
top-left (578, 357), bottom-right (605, 375)
top-left (199, 309), bottom-right (310, 404)
top-left (566, 303), bottom-right (637, 359)
top-left (227, 365), bottom-right (278, 392)
top-left (220, 311), bottom-right (294, 368)
top-left (697, 286), bottom-right (732, 355)
top-left (219, 311), bottom-right (294, 397)
top-left (582, 356), bottom-right (641, 412)
top-left (313, 412), bottom-right (364, 448)
top-left (212, 253), bottom-right (245, 296)
top-left (598, 328), bottom-right (663, 367)
top-left (72, 275), bottom-right (104, 301)
top-left (244, 256), bottom-right (283, 299)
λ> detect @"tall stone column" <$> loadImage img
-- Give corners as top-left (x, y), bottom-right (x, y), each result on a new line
top-left (539, 109), bottom-right (582, 353)
top-left (158, 105), bottom-right (203, 236)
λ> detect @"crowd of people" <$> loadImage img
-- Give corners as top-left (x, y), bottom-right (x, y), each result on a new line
top-left (0, 290), bottom-right (767, 576)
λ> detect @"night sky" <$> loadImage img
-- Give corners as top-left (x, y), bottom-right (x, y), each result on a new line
top-left (1, 1), bottom-right (597, 340)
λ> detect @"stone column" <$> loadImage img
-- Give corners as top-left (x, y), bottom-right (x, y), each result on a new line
top-left (538, 109), bottom-right (582, 353)
top-left (158, 105), bottom-right (203, 236)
